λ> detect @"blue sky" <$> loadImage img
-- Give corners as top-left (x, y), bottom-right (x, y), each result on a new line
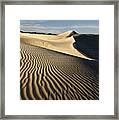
top-left (20, 20), bottom-right (99, 34)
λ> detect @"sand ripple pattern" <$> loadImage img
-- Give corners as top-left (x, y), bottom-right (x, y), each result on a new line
top-left (20, 43), bottom-right (99, 100)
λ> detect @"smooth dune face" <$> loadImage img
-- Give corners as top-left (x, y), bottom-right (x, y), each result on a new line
top-left (20, 42), bottom-right (99, 100)
top-left (20, 32), bottom-right (93, 60)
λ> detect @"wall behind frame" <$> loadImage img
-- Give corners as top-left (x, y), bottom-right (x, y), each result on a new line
top-left (0, 0), bottom-right (118, 120)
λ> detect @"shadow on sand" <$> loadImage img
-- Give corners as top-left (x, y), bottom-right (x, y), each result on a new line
top-left (73, 34), bottom-right (99, 60)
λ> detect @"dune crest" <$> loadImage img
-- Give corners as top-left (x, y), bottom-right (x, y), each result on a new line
top-left (57, 30), bottom-right (78, 37)
top-left (20, 31), bottom-right (94, 60)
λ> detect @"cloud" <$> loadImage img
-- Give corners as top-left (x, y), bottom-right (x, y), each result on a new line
top-left (20, 24), bottom-right (99, 34)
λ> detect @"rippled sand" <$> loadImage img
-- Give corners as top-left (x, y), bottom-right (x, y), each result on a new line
top-left (20, 42), bottom-right (99, 100)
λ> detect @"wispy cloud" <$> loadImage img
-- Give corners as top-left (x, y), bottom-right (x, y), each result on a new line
top-left (20, 20), bottom-right (99, 34)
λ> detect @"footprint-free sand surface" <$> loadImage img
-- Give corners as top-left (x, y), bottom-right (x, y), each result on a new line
top-left (20, 31), bottom-right (94, 60)
top-left (20, 31), bottom-right (99, 100)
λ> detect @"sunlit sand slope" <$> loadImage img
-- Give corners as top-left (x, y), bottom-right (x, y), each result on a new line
top-left (20, 42), bottom-right (99, 100)
top-left (20, 32), bottom-right (93, 60)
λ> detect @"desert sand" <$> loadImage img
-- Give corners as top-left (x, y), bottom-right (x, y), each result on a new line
top-left (20, 31), bottom-right (99, 100)
top-left (20, 31), bottom-right (94, 60)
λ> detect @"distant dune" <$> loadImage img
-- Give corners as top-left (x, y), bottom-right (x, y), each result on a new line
top-left (20, 30), bottom-right (57, 35)
top-left (20, 31), bottom-right (99, 100)
top-left (20, 31), bottom-right (95, 60)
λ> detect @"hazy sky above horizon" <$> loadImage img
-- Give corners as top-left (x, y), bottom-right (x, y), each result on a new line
top-left (20, 20), bottom-right (99, 34)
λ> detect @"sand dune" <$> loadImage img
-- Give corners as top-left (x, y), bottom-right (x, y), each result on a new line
top-left (20, 42), bottom-right (99, 100)
top-left (20, 31), bottom-right (99, 100)
top-left (20, 31), bottom-right (94, 60)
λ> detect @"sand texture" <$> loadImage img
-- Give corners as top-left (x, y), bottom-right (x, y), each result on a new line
top-left (20, 31), bottom-right (94, 60)
top-left (20, 31), bottom-right (99, 100)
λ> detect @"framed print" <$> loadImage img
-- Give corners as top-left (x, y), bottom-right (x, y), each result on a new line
top-left (0, 0), bottom-right (118, 120)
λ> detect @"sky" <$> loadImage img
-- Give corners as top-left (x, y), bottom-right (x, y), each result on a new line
top-left (20, 20), bottom-right (99, 34)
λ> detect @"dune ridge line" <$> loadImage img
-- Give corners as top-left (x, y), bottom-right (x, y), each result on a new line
top-left (20, 31), bottom-right (94, 60)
